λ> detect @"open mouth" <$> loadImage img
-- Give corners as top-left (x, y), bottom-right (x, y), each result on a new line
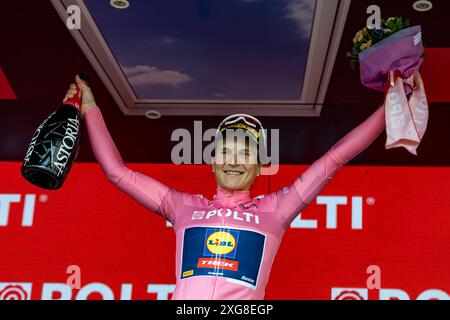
top-left (223, 170), bottom-right (244, 176)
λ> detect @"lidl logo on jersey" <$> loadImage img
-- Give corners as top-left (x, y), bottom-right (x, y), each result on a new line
top-left (181, 227), bottom-right (266, 287)
top-left (204, 229), bottom-right (239, 258)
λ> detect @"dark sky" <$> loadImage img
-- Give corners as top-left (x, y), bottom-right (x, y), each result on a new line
top-left (85, 0), bottom-right (315, 100)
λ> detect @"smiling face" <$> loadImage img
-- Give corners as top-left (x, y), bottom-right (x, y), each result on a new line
top-left (212, 136), bottom-right (261, 191)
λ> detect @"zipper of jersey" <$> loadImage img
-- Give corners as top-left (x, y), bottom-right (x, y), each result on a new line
top-left (210, 189), bottom-right (233, 299)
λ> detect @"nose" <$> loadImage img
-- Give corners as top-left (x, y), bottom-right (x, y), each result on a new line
top-left (232, 149), bottom-right (238, 165)
top-left (223, 151), bottom-right (239, 167)
top-left (224, 147), bottom-right (239, 165)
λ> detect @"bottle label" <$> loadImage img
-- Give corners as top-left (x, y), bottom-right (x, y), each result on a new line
top-left (54, 115), bottom-right (80, 176)
top-left (23, 111), bottom-right (56, 165)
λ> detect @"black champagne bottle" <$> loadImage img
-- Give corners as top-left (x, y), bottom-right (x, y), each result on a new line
top-left (21, 75), bottom-right (89, 190)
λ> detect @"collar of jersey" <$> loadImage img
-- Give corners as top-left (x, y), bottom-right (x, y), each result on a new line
top-left (213, 186), bottom-right (251, 206)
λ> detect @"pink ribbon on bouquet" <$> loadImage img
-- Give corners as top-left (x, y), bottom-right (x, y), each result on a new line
top-left (384, 70), bottom-right (429, 155)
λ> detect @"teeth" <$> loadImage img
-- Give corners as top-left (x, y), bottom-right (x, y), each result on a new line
top-left (224, 170), bottom-right (243, 175)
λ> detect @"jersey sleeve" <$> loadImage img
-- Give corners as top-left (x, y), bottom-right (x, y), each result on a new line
top-left (83, 106), bottom-right (181, 225)
top-left (274, 104), bottom-right (386, 227)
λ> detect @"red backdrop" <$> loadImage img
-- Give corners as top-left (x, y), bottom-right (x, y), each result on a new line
top-left (0, 67), bottom-right (16, 100)
top-left (0, 162), bottom-right (449, 300)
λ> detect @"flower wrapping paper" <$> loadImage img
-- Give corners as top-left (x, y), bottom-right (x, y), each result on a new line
top-left (359, 25), bottom-right (429, 155)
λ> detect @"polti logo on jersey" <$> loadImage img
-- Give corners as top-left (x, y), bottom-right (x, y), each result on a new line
top-left (181, 227), bottom-right (266, 287)
top-left (192, 208), bottom-right (260, 224)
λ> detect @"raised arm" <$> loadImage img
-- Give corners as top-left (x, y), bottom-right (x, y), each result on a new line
top-left (274, 104), bottom-right (386, 226)
top-left (83, 106), bottom-right (180, 223)
top-left (64, 76), bottom-right (179, 224)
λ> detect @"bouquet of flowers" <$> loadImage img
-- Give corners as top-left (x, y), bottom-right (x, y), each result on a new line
top-left (347, 17), bottom-right (411, 70)
top-left (347, 17), bottom-right (429, 155)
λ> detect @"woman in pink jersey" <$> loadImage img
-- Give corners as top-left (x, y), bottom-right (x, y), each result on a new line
top-left (64, 75), bottom-right (386, 300)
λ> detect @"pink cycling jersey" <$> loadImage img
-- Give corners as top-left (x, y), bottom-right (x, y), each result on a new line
top-left (84, 105), bottom-right (385, 300)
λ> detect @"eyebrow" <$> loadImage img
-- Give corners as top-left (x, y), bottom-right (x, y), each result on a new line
top-left (218, 139), bottom-right (257, 152)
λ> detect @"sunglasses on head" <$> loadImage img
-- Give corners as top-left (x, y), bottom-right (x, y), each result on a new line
top-left (217, 114), bottom-right (266, 147)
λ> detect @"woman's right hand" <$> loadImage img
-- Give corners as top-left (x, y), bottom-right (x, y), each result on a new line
top-left (63, 74), bottom-right (97, 118)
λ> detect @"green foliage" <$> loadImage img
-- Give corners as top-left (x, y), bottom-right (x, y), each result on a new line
top-left (347, 17), bottom-right (411, 69)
